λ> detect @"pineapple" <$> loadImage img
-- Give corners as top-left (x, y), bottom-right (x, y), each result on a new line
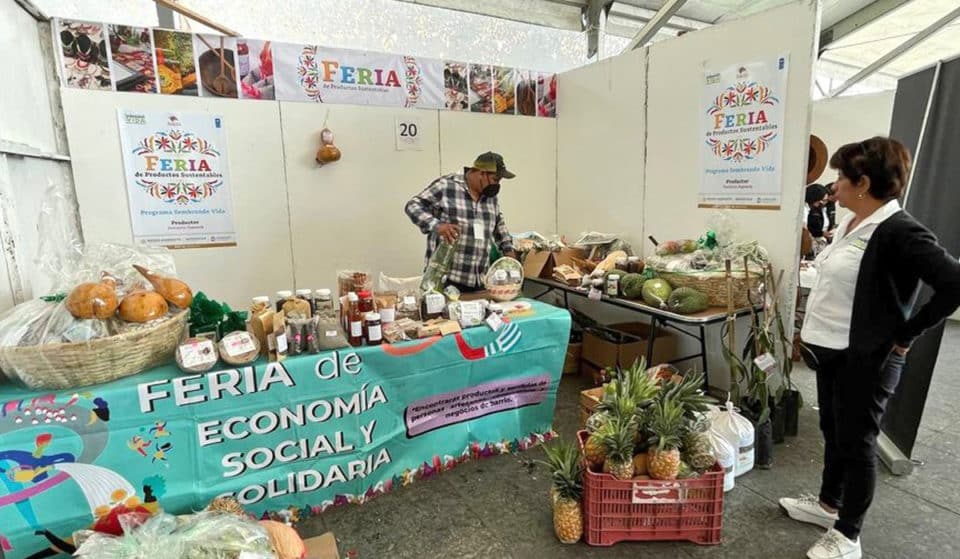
top-left (539, 440), bottom-right (584, 544)
top-left (583, 420), bottom-right (611, 467)
top-left (632, 452), bottom-right (648, 476)
top-left (681, 419), bottom-right (717, 473)
top-left (601, 416), bottom-right (637, 480)
top-left (647, 399), bottom-right (685, 480)
top-left (662, 372), bottom-right (716, 418)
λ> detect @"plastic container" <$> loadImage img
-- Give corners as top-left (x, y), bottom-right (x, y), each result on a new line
top-left (711, 402), bottom-right (755, 477)
top-left (275, 290), bottom-right (293, 312)
top-left (577, 431), bottom-right (723, 546)
top-left (706, 428), bottom-right (736, 492)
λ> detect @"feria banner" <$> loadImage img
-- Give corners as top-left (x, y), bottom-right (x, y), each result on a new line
top-left (700, 54), bottom-right (789, 209)
top-left (117, 109), bottom-right (237, 249)
top-left (0, 304), bottom-right (569, 559)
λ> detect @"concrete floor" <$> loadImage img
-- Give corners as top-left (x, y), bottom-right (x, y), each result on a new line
top-left (300, 323), bottom-right (960, 558)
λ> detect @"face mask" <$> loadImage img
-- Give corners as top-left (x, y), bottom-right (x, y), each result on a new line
top-left (482, 183), bottom-right (501, 198)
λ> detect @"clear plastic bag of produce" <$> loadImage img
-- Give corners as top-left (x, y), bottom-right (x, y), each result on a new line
top-left (74, 512), bottom-right (276, 559)
top-left (420, 239), bottom-right (458, 293)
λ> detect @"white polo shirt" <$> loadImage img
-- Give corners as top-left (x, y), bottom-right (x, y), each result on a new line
top-left (801, 199), bottom-right (902, 350)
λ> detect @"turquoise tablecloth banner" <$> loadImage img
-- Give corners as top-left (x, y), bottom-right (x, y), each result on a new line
top-left (0, 300), bottom-right (570, 559)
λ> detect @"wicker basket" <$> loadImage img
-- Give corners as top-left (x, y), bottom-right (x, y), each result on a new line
top-left (657, 271), bottom-right (762, 308)
top-left (484, 257), bottom-right (524, 302)
top-left (0, 310), bottom-right (189, 390)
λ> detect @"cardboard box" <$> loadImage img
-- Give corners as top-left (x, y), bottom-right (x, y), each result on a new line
top-left (563, 342), bottom-right (582, 375)
top-left (581, 322), bottom-right (678, 370)
top-left (304, 532), bottom-right (339, 559)
top-left (522, 247), bottom-right (586, 279)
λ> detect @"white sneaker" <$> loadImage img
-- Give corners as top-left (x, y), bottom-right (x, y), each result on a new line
top-left (807, 529), bottom-right (862, 559)
top-left (779, 494), bottom-right (839, 529)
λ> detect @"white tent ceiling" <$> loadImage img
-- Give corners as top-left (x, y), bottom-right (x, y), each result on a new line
top-left (399, 0), bottom-right (960, 95)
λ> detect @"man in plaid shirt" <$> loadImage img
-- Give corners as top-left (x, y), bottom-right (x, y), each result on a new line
top-left (405, 152), bottom-right (517, 292)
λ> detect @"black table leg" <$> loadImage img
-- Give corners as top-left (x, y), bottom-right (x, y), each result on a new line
top-left (646, 318), bottom-right (659, 366)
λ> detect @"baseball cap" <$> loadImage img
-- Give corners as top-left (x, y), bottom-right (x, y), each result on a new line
top-left (471, 152), bottom-right (516, 179)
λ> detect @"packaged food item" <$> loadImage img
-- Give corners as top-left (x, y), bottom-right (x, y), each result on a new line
top-left (420, 240), bottom-right (458, 292)
top-left (218, 330), bottom-right (260, 366)
top-left (365, 312), bottom-right (383, 345)
top-left (422, 292), bottom-right (445, 320)
top-left (249, 295), bottom-right (270, 316)
top-left (175, 337), bottom-right (219, 373)
top-left (282, 296), bottom-right (312, 320)
top-left (275, 290), bottom-right (293, 312)
top-left (396, 292), bottom-right (421, 322)
top-left (395, 317), bottom-right (421, 338)
top-left (338, 270), bottom-right (371, 297)
top-left (448, 301), bottom-right (485, 328)
top-left (249, 308), bottom-right (274, 359)
top-left (383, 321), bottom-right (410, 343)
top-left (316, 318), bottom-right (351, 351)
top-left (378, 273), bottom-right (421, 294)
top-left (375, 293), bottom-right (398, 323)
top-left (418, 319), bottom-right (461, 338)
top-left (269, 311), bottom-right (288, 362)
top-left (444, 285), bottom-right (461, 301)
top-left (313, 289), bottom-right (336, 320)
top-left (286, 322), bottom-right (303, 356)
top-left (304, 317), bottom-right (320, 353)
top-left (296, 289), bottom-right (314, 315)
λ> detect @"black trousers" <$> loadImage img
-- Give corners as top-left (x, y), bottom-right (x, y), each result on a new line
top-left (803, 344), bottom-right (905, 540)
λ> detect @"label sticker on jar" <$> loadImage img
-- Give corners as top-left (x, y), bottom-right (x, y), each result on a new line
top-left (380, 307), bottom-right (396, 323)
top-left (179, 340), bottom-right (215, 369)
top-left (403, 296), bottom-right (417, 306)
top-left (368, 324), bottom-right (383, 342)
top-left (494, 269), bottom-right (508, 282)
top-left (425, 293), bottom-right (445, 314)
top-left (509, 270), bottom-right (522, 281)
top-left (222, 333), bottom-right (256, 357)
top-left (275, 333), bottom-right (288, 353)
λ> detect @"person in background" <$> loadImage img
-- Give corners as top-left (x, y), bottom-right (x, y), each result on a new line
top-left (404, 152), bottom-right (517, 293)
top-left (825, 182), bottom-right (838, 231)
top-left (781, 137), bottom-right (960, 559)
top-left (804, 184), bottom-right (831, 258)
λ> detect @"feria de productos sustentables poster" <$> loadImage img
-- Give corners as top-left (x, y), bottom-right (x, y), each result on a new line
top-left (700, 54), bottom-right (789, 210)
top-left (117, 109), bottom-right (237, 248)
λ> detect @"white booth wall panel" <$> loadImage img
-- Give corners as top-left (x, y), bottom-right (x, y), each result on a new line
top-left (557, 49), bottom-right (647, 248)
top-left (280, 103), bottom-right (441, 288)
top-left (439, 111), bottom-right (558, 236)
top-left (641, 0), bottom-right (819, 385)
top-left (61, 90), bottom-right (294, 309)
top-left (810, 91), bottom-right (895, 184)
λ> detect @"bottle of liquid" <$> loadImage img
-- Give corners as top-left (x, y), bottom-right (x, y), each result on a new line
top-left (365, 313), bottom-right (383, 345)
top-left (347, 292), bottom-right (363, 347)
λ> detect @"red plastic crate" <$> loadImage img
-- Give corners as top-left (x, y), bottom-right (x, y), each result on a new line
top-left (577, 430), bottom-right (724, 546)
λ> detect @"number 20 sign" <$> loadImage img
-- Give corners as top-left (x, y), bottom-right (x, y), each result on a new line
top-left (395, 117), bottom-right (423, 151)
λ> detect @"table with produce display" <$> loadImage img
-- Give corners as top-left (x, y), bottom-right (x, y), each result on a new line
top-left (0, 299), bottom-right (569, 559)
top-left (524, 276), bottom-right (760, 382)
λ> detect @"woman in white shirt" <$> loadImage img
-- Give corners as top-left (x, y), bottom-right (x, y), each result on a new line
top-left (780, 137), bottom-right (960, 559)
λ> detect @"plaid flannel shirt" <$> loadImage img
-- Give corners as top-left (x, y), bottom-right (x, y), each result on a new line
top-left (405, 172), bottom-right (514, 287)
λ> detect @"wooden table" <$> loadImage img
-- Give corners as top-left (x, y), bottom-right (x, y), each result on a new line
top-left (524, 276), bottom-right (761, 385)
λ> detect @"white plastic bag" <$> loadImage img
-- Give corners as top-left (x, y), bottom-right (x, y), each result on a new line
top-left (711, 401), bottom-right (755, 477)
top-left (706, 428), bottom-right (736, 492)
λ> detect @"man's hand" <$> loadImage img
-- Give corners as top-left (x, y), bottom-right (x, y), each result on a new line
top-left (892, 344), bottom-right (910, 357)
top-left (437, 223), bottom-right (460, 243)
top-left (504, 250), bottom-right (518, 260)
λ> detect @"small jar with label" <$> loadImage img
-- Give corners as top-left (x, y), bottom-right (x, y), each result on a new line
top-left (347, 292), bottom-right (363, 347)
top-left (606, 274), bottom-right (621, 297)
top-left (492, 269), bottom-right (508, 286)
top-left (250, 296), bottom-right (270, 316)
top-left (296, 289), bottom-right (314, 314)
top-left (275, 290), bottom-right (293, 312)
top-left (615, 258), bottom-right (629, 273)
top-left (313, 289), bottom-right (335, 320)
top-left (628, 256), bottom-right (643, 274)
top-left (365, 312), bottom-right (383, 345)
